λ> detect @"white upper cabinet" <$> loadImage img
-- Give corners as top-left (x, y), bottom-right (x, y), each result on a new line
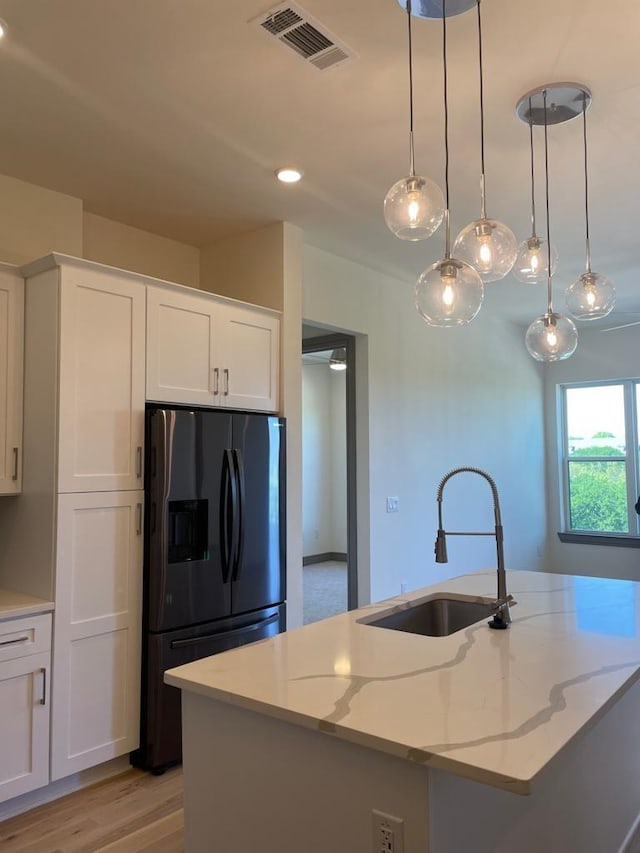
top-left (0, 269), bottom-right (24, 495)
top-left (218, 303), bottom-right (279, 412)
top-left (146, 286), bottom-right (217, 406)
top-left (146, 284), bottom-right (279, 412)
top-left (57, 265), bottom-right (146, 493)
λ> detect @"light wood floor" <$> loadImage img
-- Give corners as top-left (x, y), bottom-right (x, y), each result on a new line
top-left (0, 767), bottom-right (184, 852)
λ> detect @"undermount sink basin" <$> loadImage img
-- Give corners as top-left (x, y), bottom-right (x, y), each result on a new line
top-left (360, 594), bottom-right (496, 637)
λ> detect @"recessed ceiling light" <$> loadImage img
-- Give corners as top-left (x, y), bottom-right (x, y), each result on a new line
top-left (276, 167), bottom-right (302, 184)
top-left (0, 19), bottom-right (8, 39)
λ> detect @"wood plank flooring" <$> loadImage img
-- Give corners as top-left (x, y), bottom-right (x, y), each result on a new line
top-left (0, 767), bottom-right (184, 852)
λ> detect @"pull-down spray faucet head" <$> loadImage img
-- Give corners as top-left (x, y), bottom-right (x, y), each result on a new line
top-left (434, 529), bottom-right (448, 563)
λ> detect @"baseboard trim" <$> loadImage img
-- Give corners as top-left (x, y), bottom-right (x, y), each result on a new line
top-left (303, 552), bottom-right (347, 566)
top-left (0, 755), bottom-right (131, 821)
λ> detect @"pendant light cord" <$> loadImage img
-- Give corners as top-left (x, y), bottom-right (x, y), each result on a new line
top-left (407, 0), bottom-right (416, 176)
top-left (582, 92), bottom-right (592, 273)
top-left (442, 0), bottom-right (451, 256)
top-left (543, 88), bottom-right (553, 315)
top-left (476, 0), bottom-right (487, 218)
top-left (528, 99), bottom-right (537, 237)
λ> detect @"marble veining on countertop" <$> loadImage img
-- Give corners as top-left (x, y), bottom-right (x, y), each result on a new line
top-left (165, 570), bottom-right (640, 794)
top-left (0, 588), bottom-right (54, 621)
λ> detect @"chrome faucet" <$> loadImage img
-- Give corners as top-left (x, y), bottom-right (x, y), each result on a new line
top-left (434, 466), bottom-right (514, 629)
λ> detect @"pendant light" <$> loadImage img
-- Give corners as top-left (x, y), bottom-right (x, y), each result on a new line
top-left (414, 0), bottom-right (483, 326)
top-left (384, 0), bottom-right (445, 241)
top-left (524, 88), bottom-right (577, 362)
top-left (565, 93), bottom-right (615, 320)
top-left (513, 100), bottom-right (558, 284)
top-left (453, 0), bottom-right (516, 282)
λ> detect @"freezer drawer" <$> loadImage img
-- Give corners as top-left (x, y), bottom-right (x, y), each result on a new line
top-left (134, 604), bottom-right (285, 772)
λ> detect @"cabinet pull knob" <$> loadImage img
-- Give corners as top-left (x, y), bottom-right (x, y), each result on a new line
top-left (136, 446), bottom-right (143, 479)
top-left (40, 667), bottom-right (47, 706)
top-left (11, 447), bottom-right (18, 480)
top-left (0, 635), bottom-right (29, 646)
top-left (223, 368), bottom-right (229, 396)
top-left (136, 503), bottom-right (142, 536)
top-left (213, 367), bottom-right (220, 395)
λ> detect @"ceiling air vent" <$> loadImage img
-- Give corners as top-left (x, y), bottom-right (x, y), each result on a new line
top-left (252, 3), bottom-right (355, 71)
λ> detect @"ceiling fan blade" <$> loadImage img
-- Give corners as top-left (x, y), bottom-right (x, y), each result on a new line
top-left (602, 321), bottom-right (640, 332)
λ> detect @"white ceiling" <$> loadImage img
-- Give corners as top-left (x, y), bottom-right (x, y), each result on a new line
top-left (0, 0), bottom-right (638, 327)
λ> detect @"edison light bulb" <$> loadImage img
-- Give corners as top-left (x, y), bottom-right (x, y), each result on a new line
top-left (440, 264), bottom-right (457, 309)
top-left (530, 250), bottom-right (540, 272)
top-left (478, 237), bottom-right (493, 270)
top-left (565, 271), bottom-right (615, 320)
top-left (383, 175), bottom-right (445, 241)
top-left (442, 283), bottom-right (455, 307)
top-left (407, 192), bottom-right (421, 225)
top-left (545, 326), bottom-right (558, 348)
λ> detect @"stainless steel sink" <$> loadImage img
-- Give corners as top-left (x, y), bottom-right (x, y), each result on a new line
top-left (360, 595), bottom-right (496, 637)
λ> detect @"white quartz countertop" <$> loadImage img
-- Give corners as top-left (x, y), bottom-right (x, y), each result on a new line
top-left (165, 570), bottom-right (640, 794)
top-left (0, 588), bottom-right (54, 620)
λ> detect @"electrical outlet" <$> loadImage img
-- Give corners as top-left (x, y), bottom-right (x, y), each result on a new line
top-left (386, 496), bottom-right (399, 513)
top-left (372, 810), bottom-right (404, 853)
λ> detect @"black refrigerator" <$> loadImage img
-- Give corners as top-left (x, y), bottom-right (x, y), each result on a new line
top-left (134, 406), bottom-right (286, 773)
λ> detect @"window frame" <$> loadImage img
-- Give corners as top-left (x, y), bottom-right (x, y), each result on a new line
top-left (559, 379), bottom-right (640, 539)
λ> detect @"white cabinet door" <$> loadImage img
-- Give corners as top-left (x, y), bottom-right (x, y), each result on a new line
top-left (0, 270), bottom-right (24, 494)
top-left (146, 286), bottom-right (217, 406)
top-left (217, 305), bottom-right (279, 412)
top-left (51, 490), bottom-right (143, 781)
top-left (57, 267), bottom-right (145, 493)
top-left (0, 651), bottom-right (50, 802)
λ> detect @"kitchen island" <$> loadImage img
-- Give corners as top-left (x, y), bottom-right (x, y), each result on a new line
top-left (165, 570), bottom-right (640, 852)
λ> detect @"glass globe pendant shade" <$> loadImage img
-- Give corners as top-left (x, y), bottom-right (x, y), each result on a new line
top-left (513, 236), bottom-right (558, 284)
top-left (453, 218), bottom-right (518, 282)
top-left (525, 312), bottom-right (578, 362)
top-left (565, 271), bottom-right (615, 321)
top-left (415, 258), bottom-right (484, 327)
top-left (384, 175), bottom-right (445, 241)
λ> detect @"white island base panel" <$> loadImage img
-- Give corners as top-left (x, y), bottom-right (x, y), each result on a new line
top-left (181, 678), bottom-right (640, 853)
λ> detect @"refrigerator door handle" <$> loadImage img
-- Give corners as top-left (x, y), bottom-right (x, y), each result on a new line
top-left (220, 450), bottom-right (235, 584)
top-left (231, 449), bottom-right (245, 582)
top-left (169, 613), bottom-right (279, 648)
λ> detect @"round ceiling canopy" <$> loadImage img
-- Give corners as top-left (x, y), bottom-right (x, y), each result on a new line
top-left (516, 83), bottom-right (592, 126)
top-left (395, 0), bottom-right (477, 19)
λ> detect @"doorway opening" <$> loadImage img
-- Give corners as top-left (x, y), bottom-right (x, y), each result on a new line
top-left (302, 329), bottom-right (357, 624)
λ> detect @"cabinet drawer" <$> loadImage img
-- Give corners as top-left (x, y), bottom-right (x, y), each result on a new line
top-left (0, 613), bottom-right (52, 662)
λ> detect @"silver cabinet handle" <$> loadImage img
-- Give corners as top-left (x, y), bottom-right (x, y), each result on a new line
top-left (223, 368), bottom-right (229, 396)
top-left (40, 667), bottom-right (47, 706)
top-left (136, 502), bottom-right (142, 535)
top-left (213, 367), bottom-right (220, 395)
top-left (11, 447), bottom-right (18, 480)
top-left (0, 635), bottom-right (29, 646)
top-left (136, 446), bottom-right (143, 479)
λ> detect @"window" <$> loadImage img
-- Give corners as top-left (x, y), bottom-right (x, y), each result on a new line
top-left (561, 381), bottom-right (639, 536)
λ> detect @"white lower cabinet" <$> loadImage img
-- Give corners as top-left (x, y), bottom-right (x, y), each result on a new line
top-left (51, 491), bottom-right (143, 780)
top-left (0, 614), bottom-right (51, 803)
